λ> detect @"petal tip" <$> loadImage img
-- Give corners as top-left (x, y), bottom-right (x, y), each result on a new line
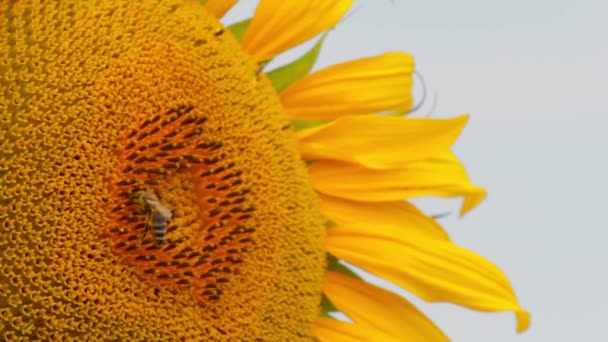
top-left (459, 187), bottom-right (488, 216)
top-left (454, 114), bottom-right (470, 127)
top-left (516, 310), bottom-right (531, 333)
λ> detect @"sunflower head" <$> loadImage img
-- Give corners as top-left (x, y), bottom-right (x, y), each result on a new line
top-left (1, 0), bottom-right (323, 339)
top-left (1, 0), bottom-right (529, 340)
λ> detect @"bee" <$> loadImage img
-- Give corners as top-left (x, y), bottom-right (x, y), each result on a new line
top-left (135, 192), bottom-right (173, 247)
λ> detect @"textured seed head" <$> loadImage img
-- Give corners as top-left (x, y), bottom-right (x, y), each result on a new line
top-left (1, 0), bottom-right (324, 340)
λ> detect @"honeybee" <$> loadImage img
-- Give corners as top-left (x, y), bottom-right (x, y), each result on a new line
top-left (135, 192), bottom-right (173, 247)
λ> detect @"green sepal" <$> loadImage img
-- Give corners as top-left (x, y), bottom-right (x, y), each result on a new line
top-left (266, 33), bottom-right (327, 93)
top-left (291, 119), bottom-right (329, 132)
top-left (227, 19), bottom-right (250, 42)
top-left (324, 219), bottom-right (336, 229)
top-left (319, 294), bottom-right (338, 317)
top-left (318, 254), bottom-right (361, 317)
top-left (326, 254), bottom-right (361, 280)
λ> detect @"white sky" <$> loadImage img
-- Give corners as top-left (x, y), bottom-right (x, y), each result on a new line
top-left (225, 1), bottom-right (608, 341)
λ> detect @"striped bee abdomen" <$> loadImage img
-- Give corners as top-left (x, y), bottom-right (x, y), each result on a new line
top-left (133, 192), bottom-right (173, 247)
top-left (151, 210), bottom-right (168, 246)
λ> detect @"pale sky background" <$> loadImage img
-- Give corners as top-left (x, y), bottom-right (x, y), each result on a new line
top-left (225, 1), bottom-right (608, 341)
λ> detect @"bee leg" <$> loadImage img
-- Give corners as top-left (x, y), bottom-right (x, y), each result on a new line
top-left (140, 210), bottom-right (151, 244)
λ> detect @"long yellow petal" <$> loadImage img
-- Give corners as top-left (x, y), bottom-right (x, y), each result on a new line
top-left (314, 318), bottom-right (399, 342)
top-left (309, 151), bottom-right (487, 215)
top-left (205, 0), bottom-right (237, 18)
top-left (320, 194), bottom-right (449, 240)
top-left (281, 53), bottom-right (414, 119)
top-left (242, 0), bottom-right (354, 61)
top-left (324, 272), bottom-right (450, 341)
top-left (298, 115), bottom-right (468, 168)
top-left (326, 225), bottom-right (531, 333)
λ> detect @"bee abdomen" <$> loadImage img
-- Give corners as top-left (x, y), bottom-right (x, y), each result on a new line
top-left (151, 211), bottom-right (168, 246)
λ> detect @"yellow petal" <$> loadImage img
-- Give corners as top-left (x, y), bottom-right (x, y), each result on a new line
top-left (326, 225), bottom-right (531, 333)
top-left (324, 272), bottom-right (450, 341)
top-left (320, 194), bottom-right (449, 241)
top-left (205, 0), bottom-right (237, 18)
top-left (314, 318), bottom-right (399, 342)
top-left (242, 0), bottom-right (354, 61)
top-left (309, 151), bottom-right (487, 215)
top-left (298, 115), bottom-right (468, 168)
top-left (281, 53), bottom-right (415, 119)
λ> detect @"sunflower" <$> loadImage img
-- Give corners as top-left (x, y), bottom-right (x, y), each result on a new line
top-left (0, 0), bottom-right (529, 340)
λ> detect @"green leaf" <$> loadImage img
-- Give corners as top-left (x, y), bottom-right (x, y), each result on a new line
top-left (227, 19), bottom-right (250, 42)
top-left (266, 33), bottom-right (327, 92)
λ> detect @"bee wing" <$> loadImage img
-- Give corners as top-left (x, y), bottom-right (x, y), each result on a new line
top-left (142, 193), bottom-right (159, 202)
top-left (144, 197), bottom-right (172, 219)
top-left (156, 206), bottom-right (173, 219)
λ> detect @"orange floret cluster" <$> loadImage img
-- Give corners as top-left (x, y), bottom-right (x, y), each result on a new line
top-left (0, 0), bottom-right (324, 340)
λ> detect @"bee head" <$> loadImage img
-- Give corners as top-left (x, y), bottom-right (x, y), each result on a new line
top-left (130, 190), bottom-right (152, 208)
top-left (141, 193), bottom-right (158, 202)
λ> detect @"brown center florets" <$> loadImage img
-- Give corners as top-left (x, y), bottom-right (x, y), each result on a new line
top-left (108, 103), bottom-right (256, 305)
